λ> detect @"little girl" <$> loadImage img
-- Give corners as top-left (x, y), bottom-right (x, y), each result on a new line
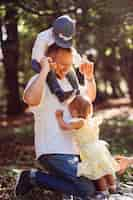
top-left (55, 95), bottom-right (119, 197)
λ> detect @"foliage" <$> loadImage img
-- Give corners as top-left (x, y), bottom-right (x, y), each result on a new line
top-left (0, 0), bottom-right (133, 113)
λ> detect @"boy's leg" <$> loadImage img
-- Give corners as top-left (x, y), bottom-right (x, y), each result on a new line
top-left (32, 59), bottom-right (65, 100)
top-left (47, 71), bottom-right (75, 102)
top-left (32, 59), bottom-right (41, 73)
top-left (46, 71), bottom-right (64, 96)
top-left (32, 59), bottom-right (76, 102)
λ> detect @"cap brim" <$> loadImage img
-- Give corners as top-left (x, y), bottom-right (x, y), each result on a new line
top-left (54, 34), bottom-right (72, 48)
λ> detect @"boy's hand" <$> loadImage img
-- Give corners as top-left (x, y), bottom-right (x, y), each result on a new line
top-left (55, 110), bottom-right (64, 119)
top-left (79, 59), bottom-right (94, 80)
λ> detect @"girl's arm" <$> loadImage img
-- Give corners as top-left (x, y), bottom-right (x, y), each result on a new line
top-left (115, 156), bottom-right (133, 175)
top-left (55, 110), bottom-right (84, 131)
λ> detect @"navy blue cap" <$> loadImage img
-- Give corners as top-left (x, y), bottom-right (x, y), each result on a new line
top-left (53, 15), bottom-right (76, 48)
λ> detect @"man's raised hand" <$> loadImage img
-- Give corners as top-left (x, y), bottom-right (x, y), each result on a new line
top-left (79, 56), bottom-right (94, 80)
top-left (40, 56), bottom-right (50, 74)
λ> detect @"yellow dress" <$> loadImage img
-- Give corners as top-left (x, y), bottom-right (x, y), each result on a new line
top-left (71, 117), bottom-right (119, 180)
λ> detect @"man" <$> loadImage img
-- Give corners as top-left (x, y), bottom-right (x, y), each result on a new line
top-left (15, 43), bottom-right (98, 200)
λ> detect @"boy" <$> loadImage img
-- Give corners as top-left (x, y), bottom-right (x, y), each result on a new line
top-left (32, 15), bottom-right (81, 102)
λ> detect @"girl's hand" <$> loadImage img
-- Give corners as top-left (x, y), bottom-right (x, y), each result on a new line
top-left (115, 155), bottom-right (131, 175)
top-left (55, 110), bottom-right (64, 119)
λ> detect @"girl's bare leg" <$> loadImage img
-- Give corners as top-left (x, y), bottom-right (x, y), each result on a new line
top-left (95, 177), bottom-right (108, 192)
top-left (105, 174), bottom-right (116, 193)
top-left (94, 177), bottom-right (110, 198)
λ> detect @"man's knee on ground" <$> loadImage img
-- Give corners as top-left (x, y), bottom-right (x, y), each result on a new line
top-left (78, 176), bottom-right (96, 197)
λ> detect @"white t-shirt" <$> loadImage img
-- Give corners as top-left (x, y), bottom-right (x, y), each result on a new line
top-left (32, 28), bottom-right (55, 62)
top-left (24, 75), bottom-right (80, 159)
top-left (32, 28), bottom-right (81, 67)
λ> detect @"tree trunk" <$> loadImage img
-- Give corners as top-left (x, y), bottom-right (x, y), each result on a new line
top-left (120, 49), bottom-right (133, 105)
top-left (127, 62), bottom-right (133, 106)
top-left (1, 6), bottom-right (22, 115)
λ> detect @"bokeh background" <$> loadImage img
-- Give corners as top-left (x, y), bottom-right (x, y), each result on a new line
top-left (0, 0), bottom-right (133, 199)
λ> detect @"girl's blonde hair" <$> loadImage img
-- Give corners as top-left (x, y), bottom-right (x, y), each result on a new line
top-left (69, 95), bottom-right (93, 118)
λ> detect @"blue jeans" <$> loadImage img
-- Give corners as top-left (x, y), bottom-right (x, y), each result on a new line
top-left (35, 154), bottom-right (95, 199)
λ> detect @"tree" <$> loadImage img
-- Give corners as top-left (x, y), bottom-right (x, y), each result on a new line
top-left (0, 0), bottom-right (133, 115)
top-left (0, 0), bottom-right (79, 115)
top-left (0, 4), bottom-right (22, 115)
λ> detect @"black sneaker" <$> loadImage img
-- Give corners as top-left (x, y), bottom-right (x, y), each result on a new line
top-left (15, 170), bottom-right (33, 197)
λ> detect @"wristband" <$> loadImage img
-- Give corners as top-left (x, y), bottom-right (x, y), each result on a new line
top-left (86, 77), bottom-right (94, 82)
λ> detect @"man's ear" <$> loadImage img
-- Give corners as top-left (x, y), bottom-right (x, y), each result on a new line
top-left (49, 51), bottom-right (56, 61)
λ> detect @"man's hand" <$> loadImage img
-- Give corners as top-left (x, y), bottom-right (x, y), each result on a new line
top-left (49, 59), bottom-right (57, 71)
top-left (40, 56), bottom-right (58, 75)
top-left (40, 56), bottom-right (50, 68)
top-left (40, 56), bottom-right (50, 74)
top-left (55, 110), bottom-right (64, 119)
top-left (115, 155), bottom-right (131, 175)
top-left (79, 59), bottom-right (94, 80)
top-left (40, 56), bottom-right (58, 71)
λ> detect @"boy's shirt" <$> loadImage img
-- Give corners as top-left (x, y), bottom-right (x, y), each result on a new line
top-left (32, 28), bottom-right (54, 63)
top-left (31, 28), bottom-right (81, 67)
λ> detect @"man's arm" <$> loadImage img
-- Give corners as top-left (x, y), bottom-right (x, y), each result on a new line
top-left (55, 110), bottom-right (84, 131)
top-left (79, 60), bottom-right (96, 102)
top-left (23, 57), bottom-right (50, 106)
top-left (84, 77), bottom-right (96, 102)
top-left (72, 49), bottom-right (96, 101)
